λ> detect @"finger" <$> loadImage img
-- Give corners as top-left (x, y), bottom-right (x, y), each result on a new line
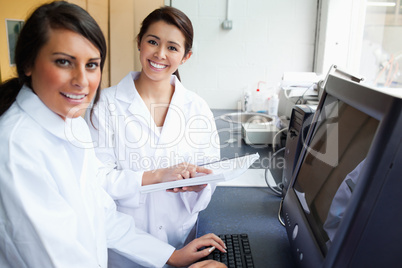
top-left (176, 187), bottom-right (188, 192)
top-left (181, 170), bottom-right (190, 179)
top-left (197, 246), bottom-right (221, 259)
top-left (194, 239), bottom-right (226, 254)
top-left (189, 260), bottom-right (226, 268)
top-left (195, 166), bottom-right (213, 174)
top-left (200, 233), bottom-right (227, 250)
top-left (177, 162), bottom-right (190, 170)
top-left (187, 166), bottom-right (197, 178)
top-left (182, 184), bottom-right (207, 192)
top-left (166, 188), bottom-right (185, 193)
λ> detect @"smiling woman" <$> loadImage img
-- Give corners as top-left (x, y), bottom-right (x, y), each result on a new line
top-left (25, 28), bottom-right (101, 120)
top-left (0, 1), bottom-right (107, 118)
top-left (0, 2), bottom-right (226, 267)
top-left (85, 6), bottom-right (222, 268)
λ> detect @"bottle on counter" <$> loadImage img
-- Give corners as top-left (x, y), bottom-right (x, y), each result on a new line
top-left (252, 89), bottom-right (266, 113)
top-left (252, 81), bottom-right (268, 113)
top-left (268, 93), bottom-right (279, 116)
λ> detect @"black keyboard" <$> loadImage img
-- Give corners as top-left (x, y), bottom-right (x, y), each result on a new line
top-left (203, 234), bottom-right (254, 268)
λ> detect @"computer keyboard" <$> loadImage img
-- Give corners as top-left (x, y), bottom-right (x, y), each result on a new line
top-left (203, 234), bottom-right (254, 268)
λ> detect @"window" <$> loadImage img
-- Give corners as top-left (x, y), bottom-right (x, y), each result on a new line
top-left (360, 0), bottom-right (402, 87)
top-left (315, 0), bottom-right (402, 88)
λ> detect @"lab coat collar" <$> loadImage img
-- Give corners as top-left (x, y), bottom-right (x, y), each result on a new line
top-left (16, 85), bottom-right (90, 146)
top-left (17, 85), bottom-right (67, 140)
top-left (115, 72), bottom-right (139, 103)
top-left (114, 72), bottom-right (154, 131)
top-left (169, 75), bottom-right (189, 106)
top-left (115, 71), bottom-right (191, 108)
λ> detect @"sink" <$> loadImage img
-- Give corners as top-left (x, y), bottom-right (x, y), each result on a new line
top-left (220, 112), bottom-right (274, 125)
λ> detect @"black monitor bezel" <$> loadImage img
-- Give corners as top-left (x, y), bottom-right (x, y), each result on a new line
top-left (283, 70), bottom-right (401, 267)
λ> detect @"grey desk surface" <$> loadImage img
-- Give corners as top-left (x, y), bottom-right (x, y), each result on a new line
top-left (197, 187), bottom-right (296, 268)
top-left (196, 109), bottom-right (296, 267)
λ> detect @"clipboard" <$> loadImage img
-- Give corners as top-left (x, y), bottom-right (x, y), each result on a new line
top-left (139, 153), bottom-right (260, 194)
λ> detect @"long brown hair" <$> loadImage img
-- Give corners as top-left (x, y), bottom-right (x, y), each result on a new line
top-left (0, 1), bottom-right (106, 117)
top-left (137, 6), bottom-right (193, 81)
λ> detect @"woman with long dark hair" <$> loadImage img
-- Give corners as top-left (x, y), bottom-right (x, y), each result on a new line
top-left (0, 2), bottom-right (225, 267)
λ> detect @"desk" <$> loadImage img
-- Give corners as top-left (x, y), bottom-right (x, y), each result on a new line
top-left (203, 110), bottom-right (295, 267)
top-left (197, 186), bottom-right (296, 268)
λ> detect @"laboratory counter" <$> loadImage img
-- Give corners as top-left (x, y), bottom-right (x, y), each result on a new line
top-left (196, 109), bottom-right (296, 267)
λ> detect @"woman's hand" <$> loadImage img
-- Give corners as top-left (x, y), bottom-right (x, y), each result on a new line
top-left (189, 260), bottom-right (227, 268)
top-left (142, 162), bottom-right (212, 189)
top-left (166, 233), bottom-right (226, 267)
top-left (167, 184), bottom-right (208, 193)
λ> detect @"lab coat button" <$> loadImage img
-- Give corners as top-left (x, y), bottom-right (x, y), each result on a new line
top-left (159, 226), bottom-right (163, 230)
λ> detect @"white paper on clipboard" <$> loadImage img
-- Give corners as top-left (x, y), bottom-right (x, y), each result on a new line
top-left (139, 153), bottom-right (260, 194)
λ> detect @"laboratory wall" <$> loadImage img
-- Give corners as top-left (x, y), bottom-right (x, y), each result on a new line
top-left (110, 0), bottom-right (163, 85)
top-left (169, 0), bottom-right (318, 109)
top-left (1, 0), bottom-right (318, 109)
top-left (0, 0), bottom-right (47, 82)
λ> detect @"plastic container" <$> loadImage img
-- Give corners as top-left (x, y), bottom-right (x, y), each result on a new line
top-left (252, 81), bottom-right (270, 113)
top-left (252, 89), bottom-right (264, 112)
top-left (268, 93), bottom-right (279, 116)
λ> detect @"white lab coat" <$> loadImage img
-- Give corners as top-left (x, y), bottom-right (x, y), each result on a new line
top-left (0, 86), bottom-right (175, 268)
top-left (85, 72), bottom-right (220, 267)
top-left (323, 159), bottom-right (366, 244)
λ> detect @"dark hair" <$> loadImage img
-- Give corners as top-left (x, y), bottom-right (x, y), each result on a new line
top-left (137, 6), bottom-right (193, 81)
top-left (0, 1), bottom-right (107, 117)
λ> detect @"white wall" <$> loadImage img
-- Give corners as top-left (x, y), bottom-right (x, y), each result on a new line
top-left (169, 0), bottom-right (318, 109)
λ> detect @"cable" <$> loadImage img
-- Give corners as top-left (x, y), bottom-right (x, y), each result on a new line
top-left (272, 127), bottom-right (287, 153)
top-left (282, 87), bottom-right (292, 100)
top-left (295, 83), bottom-right (316, 105)
top-left (264, 147), bottom-right (285, 196)
top-left (278, 198), bottom-right (285, 227)
top-left (265, 168), bottom-right (282, 196)
top-left (263, 146), bottom-right (286, 226)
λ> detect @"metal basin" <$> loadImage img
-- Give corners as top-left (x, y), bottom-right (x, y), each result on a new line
top-left (220, 112), bottom-right (274, 125)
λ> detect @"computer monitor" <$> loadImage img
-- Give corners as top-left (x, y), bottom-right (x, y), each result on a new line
top-left (282, 68), bottom-right (402, 267)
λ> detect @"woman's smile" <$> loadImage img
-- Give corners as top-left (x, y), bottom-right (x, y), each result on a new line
top-left (148, 60), bottom-right (168, 70)
top-left (60, 92), bottom-right (88, 102)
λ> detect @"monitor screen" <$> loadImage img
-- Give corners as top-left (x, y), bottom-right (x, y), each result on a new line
top-left (282, 68), bottom-right (402, 267)
top-left (292, 94), bottom-right (379, 255)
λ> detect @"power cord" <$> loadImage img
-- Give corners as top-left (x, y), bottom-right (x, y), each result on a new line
top-left (264, 144), bottom-right (287, 226)
top-left (295, 83), bottom-right (317, 105)
top-left (272, 127), bottom-right (287, 153)
top-left (278, 198), bottom-right (285, 226)
top-left (264, 147), bottom-right (285, 196)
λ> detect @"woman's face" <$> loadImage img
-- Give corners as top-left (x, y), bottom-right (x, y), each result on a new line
top-left (26, 28), bottom-right (101, 120)
top-left (138, 20), bottom-right (191, 82)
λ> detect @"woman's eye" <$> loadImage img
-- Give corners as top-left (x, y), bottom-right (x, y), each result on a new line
top-left (55, 59), bottom-right (70, 67)
top-left (168, 46), bottom-right (178, 52)
top-left (87, 62), bottom-right (99, 70)
top-left (148, 40), bottom-right (158, 46)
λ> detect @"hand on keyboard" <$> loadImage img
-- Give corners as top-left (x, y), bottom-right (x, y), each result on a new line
top-left (201, 234), bottom-right (254, 268)
top-left (168, 233), bottom-right (226, 267)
